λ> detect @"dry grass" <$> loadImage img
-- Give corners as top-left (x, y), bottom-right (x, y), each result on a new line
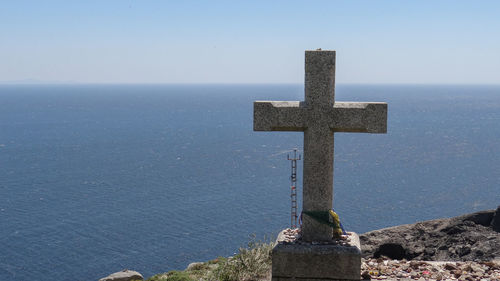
top-left (147, 238), bottom-right (274, 281)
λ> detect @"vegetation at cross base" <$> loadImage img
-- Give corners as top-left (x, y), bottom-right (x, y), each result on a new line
top-left (147, 237), bottom-right (274, 281)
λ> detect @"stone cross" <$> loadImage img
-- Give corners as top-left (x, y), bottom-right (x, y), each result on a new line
top-left (254, 50), bottom-right (387, 242)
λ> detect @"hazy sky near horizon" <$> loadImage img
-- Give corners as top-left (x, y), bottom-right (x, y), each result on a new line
top-left (1, 1), bottom-right (499, 84)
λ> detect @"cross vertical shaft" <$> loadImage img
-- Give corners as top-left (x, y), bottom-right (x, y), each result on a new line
top-left (253, 50), bottom-right (387, 243)
top-left (305, 51), bottom-right (335, 107)
top-left (302, 51), bottom-right (336, 241)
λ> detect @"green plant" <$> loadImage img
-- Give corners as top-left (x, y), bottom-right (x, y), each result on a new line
top-left (148, 236), bottom-right (275, 281)
top-left (209, 238), bottom-right (274, 281)
top-left (147, 271), bottom-right (194, 281)
top-left (146, 273), bottom-right (168, 281)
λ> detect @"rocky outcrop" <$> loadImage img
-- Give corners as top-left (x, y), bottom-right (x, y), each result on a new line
top-left (492, 206), bottom-right (500, 232)
top-left (360, 207), bottom-right (500, 261)
top-left (99, 269), bottom-right (143, 281)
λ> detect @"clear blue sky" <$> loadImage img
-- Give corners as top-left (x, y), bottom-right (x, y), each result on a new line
top-left (1, 0), bottom-right (499, 84)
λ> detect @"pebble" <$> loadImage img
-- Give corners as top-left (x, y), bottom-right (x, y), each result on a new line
top-left (279, 228), bottom-right (351, 246)
top-left (281, 228), bottom-right (301, 242)
top-left (361, 258), bottom-right (500, 280)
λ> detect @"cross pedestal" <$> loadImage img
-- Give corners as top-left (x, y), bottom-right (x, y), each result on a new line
top-left (253, 50), bottom-right (387, 281)
top-left (272, 231), bottom-right (362, 281)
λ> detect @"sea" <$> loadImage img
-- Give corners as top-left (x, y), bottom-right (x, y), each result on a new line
top-left (0, 84), bottom-right (499, 281)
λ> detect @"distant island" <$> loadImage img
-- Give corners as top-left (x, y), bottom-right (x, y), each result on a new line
top-left (0, 79), bottom-right (79, 84)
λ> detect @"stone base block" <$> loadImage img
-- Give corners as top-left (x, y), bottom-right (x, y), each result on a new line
top-left (272, 231), bottom-right (361, 281)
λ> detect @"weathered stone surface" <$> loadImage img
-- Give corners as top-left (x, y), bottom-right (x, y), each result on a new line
top-left (360, 209), bottom-right (500, 261)
top-left (491, 205), bottom-right (500, 232)
top-left (99, 269), bottom-right (143, 281)
top-left (464, 209), bottom-right (495, 226)
top-left (186, 262), bottom-right (204, 271)
top-left (253, 50), bottom-right (387, 242)
top-left (272, 230), bottom-right (361, 281)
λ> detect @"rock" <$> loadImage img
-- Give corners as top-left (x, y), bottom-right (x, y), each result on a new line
top-left (186, 262), bottom-right (204, 271)
top-left (444, 263), bottom-right (457, 271)
top-left (360, 209), bottom-right (500, 261)
top-left (471, 264), bottom-right (485, 273)
top-left (481, 260), bottom-right (500, 270)
top-left (409, 271), bottom-right (420, 278)
top-left (361, 270), bottom-right (371, 280)
top-left (491, 206), bottom-right (500, 232)
top-left (463, 210), bottom-right (494, 227)
top-left (99, 269), bottom-right (143, 281)
top-left (373, 243), bottom-right (406, 260)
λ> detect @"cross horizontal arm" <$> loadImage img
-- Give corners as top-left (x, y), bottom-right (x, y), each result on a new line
top-left (254, 101), bottom-right (306, 131)
top-left (331, 102), bottom-right (388, 133)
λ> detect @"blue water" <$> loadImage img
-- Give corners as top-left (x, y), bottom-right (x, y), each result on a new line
top-left (0, 84), bottom-right (499, 280)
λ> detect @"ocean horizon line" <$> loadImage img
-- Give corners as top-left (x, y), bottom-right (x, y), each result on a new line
top-left (1, 82), bottom-right (500, 87)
